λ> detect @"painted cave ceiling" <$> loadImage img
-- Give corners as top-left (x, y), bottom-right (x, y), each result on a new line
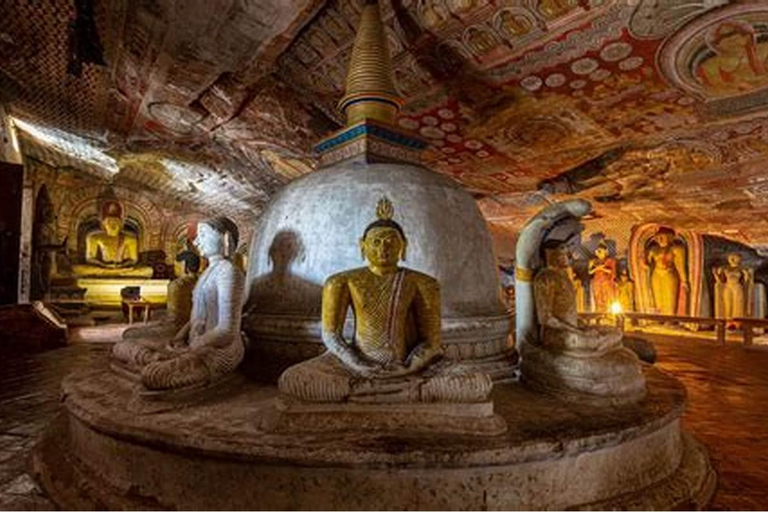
top-left (3, 0), bottom-right (768, 246)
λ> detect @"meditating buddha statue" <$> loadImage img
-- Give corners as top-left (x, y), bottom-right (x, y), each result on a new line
top-left (521, 239), bottom-right (645, 404)
top-left (72, 199), bottom-right (153, 278)
top-left (112, 217), bottom-right (244, 391)
top-left (278, 198), bottom-right (494, 405)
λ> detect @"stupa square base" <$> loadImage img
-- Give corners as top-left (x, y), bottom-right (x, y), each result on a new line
top-left (34, 367), bottom-right (714, 510)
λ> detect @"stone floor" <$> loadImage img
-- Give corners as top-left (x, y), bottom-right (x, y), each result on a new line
top-left (0, 335), bottom-right (766, 510)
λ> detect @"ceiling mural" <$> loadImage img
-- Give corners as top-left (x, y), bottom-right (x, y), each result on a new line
top-left (2, 0), bottom-right (768, 247)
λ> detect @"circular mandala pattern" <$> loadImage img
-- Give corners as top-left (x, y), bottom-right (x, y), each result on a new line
top-left (442, 146), bottom-right (456, 154)
top-left (590, 68), bottom-right (611, 82)
top-left (465, 139), bottom-right (483, 150)
top-left (520, 75), bottom-right (543, 91)
top-left (422, 116), bottom-right (439, 126)
top-left (476, 150), bottom-right (490, 158)
top-left (441, 122), bottom-right (457, 132)
top-left (545, 73), bottom-right (566, 88)
top-left (599, 41), bottom-right (633, 62)
top-left (420, 126), bottom-right (445, 139)
top-left (437, 108), bottom-right (455, 119)
top-left (619, 56), bottom-right (644, 71)
top-left (570, 80), bottom-right (587, 89)
top-left (571, 57), bottom-right (599, 75)
top-left (446, 134), bottom-right (463, 143)
top-left (398, 118), bottom-right (419, 130)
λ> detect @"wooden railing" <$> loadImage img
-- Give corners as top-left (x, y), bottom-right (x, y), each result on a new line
top-left (579, 312), bottom-right (728, 346)
top-left (732, 318), bottom-right (768, 347)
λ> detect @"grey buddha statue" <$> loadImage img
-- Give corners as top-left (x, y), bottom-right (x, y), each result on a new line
top-left (278, 198), bottom-right (495, 407)
top-left (111, 217), bottom-right (244, 391)
top-left (521, 239), bottom-right (646, 404)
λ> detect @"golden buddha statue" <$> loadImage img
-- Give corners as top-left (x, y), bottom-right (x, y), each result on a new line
top-left (714, 252), bottom-right (753, 326)
top-left (278, 198), bottom-right (493, 404)
top-left (521, 240), bottom-right (645, 404)
top-left (73, 199), bottom-right (153, 278)
top-left (643, 227), bottom-right (688, 316)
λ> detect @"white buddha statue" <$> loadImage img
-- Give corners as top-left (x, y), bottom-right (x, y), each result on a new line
top-left (111, 217), bottom-right (245, 391)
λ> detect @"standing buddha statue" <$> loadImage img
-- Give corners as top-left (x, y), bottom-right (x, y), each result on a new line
top-left (588, 242), bottom-right (616, 313)
top-left (644, 227), bottom-right (688, 316)
top-left (714, 252), bottom-right (753, 327)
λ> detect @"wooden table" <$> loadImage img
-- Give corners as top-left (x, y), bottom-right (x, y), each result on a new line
top-left (123, 299), bottom-right (151, 324)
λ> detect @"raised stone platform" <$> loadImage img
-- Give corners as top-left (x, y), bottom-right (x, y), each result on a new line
top-left (77, 278), bottom-right (170, 307)
top-left (34, 366), bottom-right (715, 510)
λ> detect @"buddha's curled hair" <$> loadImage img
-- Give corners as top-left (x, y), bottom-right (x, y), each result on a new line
top-left (203, 216), bottom-right (239, 258)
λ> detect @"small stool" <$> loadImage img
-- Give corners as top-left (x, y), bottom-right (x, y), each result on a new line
top-left (124, 298), bottom-right (151, 324)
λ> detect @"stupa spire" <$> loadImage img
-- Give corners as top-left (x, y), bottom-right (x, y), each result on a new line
top-left (339, 0), bottom-right (403, 125)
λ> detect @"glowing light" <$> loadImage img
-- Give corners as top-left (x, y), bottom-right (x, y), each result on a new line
top-left (8, 117), bottom-right (19, 153)
top-left (609, 301), bottom-right (623, 315)
top-left (9, 116), bottom-right (118, 173)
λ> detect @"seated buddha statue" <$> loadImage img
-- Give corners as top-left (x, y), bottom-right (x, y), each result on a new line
top-left (72, 200), bottom-right (153, 278)
top-left (278, 198), bottom-right (494, 406)
top-left (111, 217), bottom-right (245, 391)
top-left (123, 250), bottom-right (200, 341)
top-left (521, 239), bottom-right (646, 404)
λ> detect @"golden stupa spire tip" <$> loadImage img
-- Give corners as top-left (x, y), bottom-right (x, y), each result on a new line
top-left (376, 196), bottom-right (395, 221)
top-left (339, 0), bottom-right (403, 126)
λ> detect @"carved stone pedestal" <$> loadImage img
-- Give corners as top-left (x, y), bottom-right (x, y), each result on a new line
top-left (35, 367), bottom-right (714, 510)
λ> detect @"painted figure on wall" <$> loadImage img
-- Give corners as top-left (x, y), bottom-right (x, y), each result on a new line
top-left (616, 269), bottom-right (635, 313)
top-left (696, 21), bottom-right (768, 98)
top-left (713, 252), bottom-right (753, 326)
top-left (588, 243), bottom-right (616, 313)
top-left (644, 227), bottom-right (689, 316)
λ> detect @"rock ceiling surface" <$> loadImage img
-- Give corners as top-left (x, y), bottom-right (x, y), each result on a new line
top-left (2, 0), bottom-right (768, 246)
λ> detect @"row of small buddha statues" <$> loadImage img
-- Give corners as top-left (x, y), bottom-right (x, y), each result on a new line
top-left (110, 197), bottom-right (645, 417)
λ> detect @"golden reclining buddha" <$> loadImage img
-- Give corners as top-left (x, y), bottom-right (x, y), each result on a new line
top-left (72, 199), bottom-right (153, 278)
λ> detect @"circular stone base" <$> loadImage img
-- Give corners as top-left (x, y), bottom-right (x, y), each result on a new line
top-left (34, 367), bottom-right (715, 510)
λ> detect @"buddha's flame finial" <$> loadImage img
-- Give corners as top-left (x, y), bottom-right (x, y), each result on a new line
top-left (339, 0), bottom-right (403, 126)
top-left (376, 196), bottom-right (395, 221)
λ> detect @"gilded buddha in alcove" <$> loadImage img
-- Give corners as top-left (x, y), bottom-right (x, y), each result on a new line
top-left (72, 199), bottom-right (153, 278)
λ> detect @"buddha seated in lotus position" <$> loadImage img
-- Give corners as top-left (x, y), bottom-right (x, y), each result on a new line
top-left (521, 240), bottom-right (646, 404)
top-left (72, 200), bottom-right (153, 278)
top-left (111, 217), bottom-right (244, 391)
top-left (278, 198), bottom-right (494, 406)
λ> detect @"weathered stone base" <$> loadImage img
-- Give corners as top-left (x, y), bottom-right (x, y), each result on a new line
top-left (262, 397), bottom-right (507, 436)
top-left (35, 367), bottom-right (715, 510)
